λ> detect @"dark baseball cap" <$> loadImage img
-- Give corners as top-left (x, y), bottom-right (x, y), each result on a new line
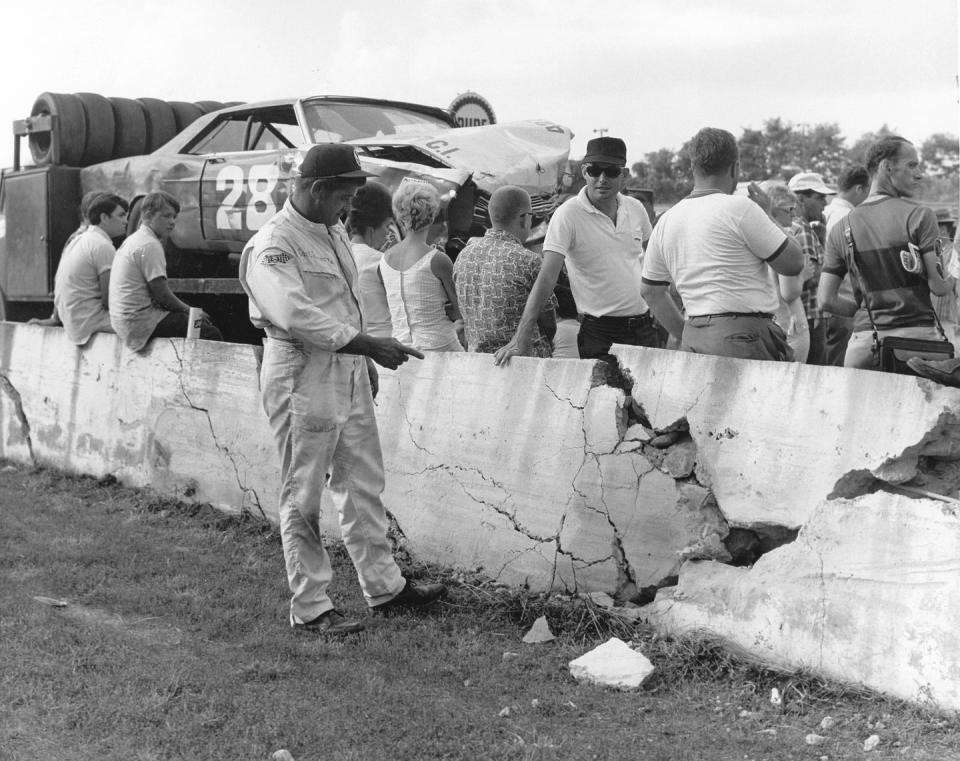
top-left (296, 144), bottom-right (377, 179)
top-left (583, 136), bottom-right (627, 166)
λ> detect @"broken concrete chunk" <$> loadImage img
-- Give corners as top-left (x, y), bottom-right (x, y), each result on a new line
top-left (863, 734), bottom-right (880, 752)
top-left (623, 423), bottom-right (653, 442)
top-left (586, 592), bottom-right (615, 609)
top-left (584, 386), bottom-right (627, 455)
top-left (522, 616), bottom-right (555, 644)
top-left (663, 440), bottom-right (697, 478)
top-left (649, 430), bottom-right (683, 449)
top-left (568, 637), bottom-right (655, 690)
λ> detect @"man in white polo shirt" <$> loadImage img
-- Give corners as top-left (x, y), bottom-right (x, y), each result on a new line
top-left (640, 127), bottom-right (804, 360)
top-left (494, 136), bottom-right (658, 365)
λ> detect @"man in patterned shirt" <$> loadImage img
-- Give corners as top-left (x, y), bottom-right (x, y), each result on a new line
top-left (453, 186), bottom-right (557, 356)
top-left (787, 172), bottom-right (836, 364)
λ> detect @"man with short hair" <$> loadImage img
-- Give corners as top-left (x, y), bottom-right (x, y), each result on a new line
top-left (787, 172), bottom-right (836, 365)
top-left (109, 191), bottom-right (222, 350)
top-left (494, 136), bottom-right (658, 366)
top-left (32, 193), bottom-right (128, 345)
top-left (239, 143), bottom-right (445, 636)
top-left (818, 136), bottom-right (954, 370)
top-left (453, 185), bottom-right (556, 356)
top-left (639, 127), bottom-right (804, 360)
top-left (821, 165), bottom-right (870, 365)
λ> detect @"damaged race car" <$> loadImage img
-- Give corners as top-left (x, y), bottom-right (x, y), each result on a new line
top-left (0, 93), bottom-right (573, 341)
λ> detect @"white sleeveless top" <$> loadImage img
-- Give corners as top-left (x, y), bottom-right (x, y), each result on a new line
top-left (379, 250), bottom-right (461, 352)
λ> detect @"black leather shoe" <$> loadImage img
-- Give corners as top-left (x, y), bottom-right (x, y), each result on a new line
top-left (372, 580), bottom-right (447, 614)
top-left (292, 609), bottom-right (364, 635)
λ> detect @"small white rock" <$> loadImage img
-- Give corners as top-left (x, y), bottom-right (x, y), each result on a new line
top-left (463, 679), bottom-right (471, 687)
top-left (568, 637), bottom-right (655, 690)
top-left (498, 706), bottom-right (511, 718)
top-left (805, 734), bottom-right (826, 745)
top-left (271, 751), bottom-right (295, 761)
top-left (522, 616), bottom-right (555, 644)
top-left (530, 699), bottom-right (540, 708)
top-left (864, 734), bottom-right (881, 752)
top-left (502, 651), bottom-right (519, 661)
top-left (738, 709), bottom-right (752, 718)
top-left (586, 592), bottom-right (616, 609)
top-left (769, 687), bottom-right (782, 706)
top-left (819, 716), bottom-right (836, 731)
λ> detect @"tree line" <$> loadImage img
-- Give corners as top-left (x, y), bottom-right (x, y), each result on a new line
top-left (625, 118), bottom-right (959, 205)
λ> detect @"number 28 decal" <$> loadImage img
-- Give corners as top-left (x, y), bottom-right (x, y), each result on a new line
top-left (215, 164), bottom-right (279, 232)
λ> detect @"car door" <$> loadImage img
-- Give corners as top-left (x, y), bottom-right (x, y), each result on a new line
top-left (199, 152), bottom-right (287, 245)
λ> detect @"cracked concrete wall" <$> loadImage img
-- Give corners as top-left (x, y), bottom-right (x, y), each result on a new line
top-left (613, 346), bottom-right (960, 710)
top-left (0, 324), bottom-right (724, 596)
top-left (644, 492), bottom-right (960, 710)
top-left (613, 345), bottom-right (960, 528)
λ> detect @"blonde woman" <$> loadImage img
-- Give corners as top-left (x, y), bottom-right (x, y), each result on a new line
top-left (763, 182), bottom-right (810, 363)
top-left (379, 182), bottom-right (464, 352)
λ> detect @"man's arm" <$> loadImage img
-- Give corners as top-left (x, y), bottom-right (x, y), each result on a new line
top-left (765, 237), bottom-right (804, 277)
top-left (817, 272), bottom-right (858, 317)
top-left (923, 250), bottom-right (955, 297)
top-left (493, 250), bottom-right (564, 365)
top-left (147, 277), bottom-right (194, 315)
top-left (537, 304), bottom-right (557, 343)
top-left (29, 305), bottom-right (61, 327)
top-left (98, 270), bottom-right (110, 310)
top-left (640, 281), bottom-right (684, 339)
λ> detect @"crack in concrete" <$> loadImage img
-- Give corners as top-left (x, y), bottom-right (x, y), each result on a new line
top-left (167, 341), bottom-right (265, 520)
top-left (0, 372), bottom-right (36, 466)
top-left (542, 378), bottom-right (586, 410)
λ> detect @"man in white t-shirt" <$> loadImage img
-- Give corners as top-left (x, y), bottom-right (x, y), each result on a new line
top-left (109, 191), bottom-right (222, 351)
top-left (494, 136), bottom-right (659, 365)
top-left (640, 127), bottom-right (804, 360)
top-left (32, 193), bottom-right (128, 345)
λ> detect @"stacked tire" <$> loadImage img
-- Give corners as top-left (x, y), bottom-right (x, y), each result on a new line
top-left (27, 94), bottom-right (242, 167)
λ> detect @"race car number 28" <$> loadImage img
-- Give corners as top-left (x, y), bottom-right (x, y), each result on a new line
top-left (216, 164), bottom-right (279, 232)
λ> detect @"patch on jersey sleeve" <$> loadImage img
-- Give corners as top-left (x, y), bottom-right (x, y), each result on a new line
top-left (261, 252), bottom-right (292, 266)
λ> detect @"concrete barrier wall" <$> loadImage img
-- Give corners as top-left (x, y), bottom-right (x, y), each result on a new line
top-left (5, 323), bottom-right (960, 708)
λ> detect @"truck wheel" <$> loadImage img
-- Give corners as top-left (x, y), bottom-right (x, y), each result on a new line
top-left (109, 97), bottom-right (148, 158)
top-left (168, 101), bottom-right (204, 133)
top-left (194, 101), bottom-right (225, 115)
top-left (76, 93), bottom-right (116, 166)
top-left (29, 92), bottom-right (87, 166)
top-left (137, 98), bottom-right (177, 152)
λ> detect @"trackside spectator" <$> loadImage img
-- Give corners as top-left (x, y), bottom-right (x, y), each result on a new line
top-left (380, 181), bottom-right (464, 352)
top-left (764, 183), bottom-right (809, 362)
top-left (109, 191), bottom-right (222, 350)
top-left (494, 136), bottom-right (658, 366)
top-left (818, 136), bottom-right (954, 370)
top-left (821, 165), bottom-right (871, 366)
top-left (639, 127), bottom-right (804, 360)
top-left (453, 185), bottom-right (556, 356)
top-left (347, 181), bottom-right (394, 339)
top-left (31, 193), bottom-right (129, 345)
top-left (787, 172), bottom-right (836, 364)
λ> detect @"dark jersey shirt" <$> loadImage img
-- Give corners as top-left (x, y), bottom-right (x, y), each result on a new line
top-left (822, 196), bottom-right (940, 332)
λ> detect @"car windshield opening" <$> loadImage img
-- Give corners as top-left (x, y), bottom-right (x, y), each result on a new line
top-left (301, 102), bottom-right (451, 142)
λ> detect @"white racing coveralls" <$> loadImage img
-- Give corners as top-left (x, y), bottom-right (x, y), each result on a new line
top-left (239, 200), bottom-right (405, 624)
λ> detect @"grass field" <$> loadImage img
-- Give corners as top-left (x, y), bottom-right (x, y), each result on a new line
top-left (3, 461), bottom-right (960, 761)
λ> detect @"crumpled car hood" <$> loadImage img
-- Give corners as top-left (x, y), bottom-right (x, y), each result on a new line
top-left (348, 119), bottom-right (573, 195)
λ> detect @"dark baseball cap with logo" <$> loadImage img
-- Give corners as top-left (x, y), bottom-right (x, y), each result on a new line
top-left (296, 144), bottom-right (377, 179)
top-left (583, 136), bottom-right (627, 166)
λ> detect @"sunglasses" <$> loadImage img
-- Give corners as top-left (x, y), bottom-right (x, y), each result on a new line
top-left (584, 164), bottom-right (625, 179)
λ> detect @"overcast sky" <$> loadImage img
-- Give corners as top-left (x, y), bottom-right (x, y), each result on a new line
top-left (2, 0), bottom-right (957, 167)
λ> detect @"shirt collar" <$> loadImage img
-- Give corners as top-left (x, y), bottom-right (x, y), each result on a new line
top-left (576, 187), bottom-right (620, 217)
top-left (485, 227), bottom-right (524, 246)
